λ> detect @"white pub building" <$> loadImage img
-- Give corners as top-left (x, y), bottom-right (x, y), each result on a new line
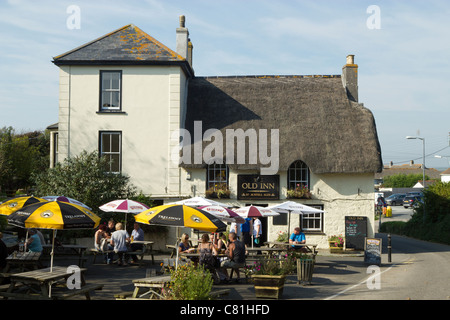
top-left (49, 16), bottom-right (383, 249)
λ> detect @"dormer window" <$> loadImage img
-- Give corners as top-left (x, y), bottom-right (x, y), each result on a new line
top-left (100, 71), bottom-right (122, 111)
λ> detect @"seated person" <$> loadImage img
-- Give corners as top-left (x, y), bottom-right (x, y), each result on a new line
top-left (27, 229), bottom-right (43, 253)
top-left (289, 227), bottom-right (307, 252)
top-left (178, 233), bottom-right (197, 265)
top-left (198, 233), bottom-right (219, 284)
top-left (220, 232), bottom-right (246, 281)
top-left (130, 222), bottom-right (145, 264)
top-left (110, 223), bottom-right (130, 266)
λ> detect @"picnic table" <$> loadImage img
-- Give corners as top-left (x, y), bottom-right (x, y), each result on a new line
top-left (129, 240), bottom-right (155, 265)
top-left (2, 251), bottom-right (43, 273)
top-left (42, 244), bottom-right (88, 267)
top-left (0, 266), bottom-right (102, 300)
top-left (265, 241), bottom-right (319, 255)
top-left (129, 275), bottom-right (172, 300)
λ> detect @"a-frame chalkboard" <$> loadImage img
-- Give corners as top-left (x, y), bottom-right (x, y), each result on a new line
top-left (345, 216), bottom-right (367, 250)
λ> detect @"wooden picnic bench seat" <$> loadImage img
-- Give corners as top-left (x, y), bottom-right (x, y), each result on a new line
top-left (51, 283), bottom-right (104, 300)
top-left (114, 291), bottom-right (134, 300)
top-left (88, 248), bottom-right (114, 264)
top-left (210, 288), bottom-right (230, 299)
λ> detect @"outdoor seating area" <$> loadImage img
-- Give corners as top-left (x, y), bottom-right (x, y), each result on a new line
top-left (0, 196), bottom-right (345, 300)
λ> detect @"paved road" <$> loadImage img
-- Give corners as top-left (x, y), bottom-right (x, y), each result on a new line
top-left (325, 206), bottom-right (450, 300)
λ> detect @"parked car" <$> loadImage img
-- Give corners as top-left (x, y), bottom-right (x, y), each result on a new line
top-left (406, 191), bottom-right (423, 197)
top-left (385, 193), bottom-right (406, 206)
top-left (403, 196), bottom-right (423, 208)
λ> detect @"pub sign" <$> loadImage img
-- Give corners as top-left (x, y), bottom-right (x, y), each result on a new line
top-left (237, 175), bottom-right (279, 200)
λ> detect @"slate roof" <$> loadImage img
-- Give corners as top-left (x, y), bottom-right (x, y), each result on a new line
top-left (181, 75), bottom-right (383, 174)
top-left (53, 24), bottom-right (193, 76)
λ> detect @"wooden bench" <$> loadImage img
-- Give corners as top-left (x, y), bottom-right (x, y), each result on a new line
top-left (52, 283), bottom-right (104, 300)
top-left (88, 248), bottom-right (114, 264)
top-left (114, 291), bottom-right (134, 300)
top-left (210, 288), bottom-right (231, 299)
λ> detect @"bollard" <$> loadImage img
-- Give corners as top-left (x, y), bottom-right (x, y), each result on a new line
top-left (388, 234), bottom-right (392, 263)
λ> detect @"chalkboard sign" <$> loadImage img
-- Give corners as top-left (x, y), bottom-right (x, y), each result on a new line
top-left (345, 216), bottom-right (367, 250)
top-left (364, 238), bottom-right (382, 265)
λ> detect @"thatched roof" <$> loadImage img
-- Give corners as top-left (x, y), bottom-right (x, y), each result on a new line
top-left (181, 75), bottom-right (383, 174)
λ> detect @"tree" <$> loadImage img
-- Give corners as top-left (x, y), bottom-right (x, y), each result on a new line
top-left (382, 173), bottom-right (430, 188)
top-left (0, 127), bottom-right (41, 194)
top-left (31, 150), bottom-right (137, 215)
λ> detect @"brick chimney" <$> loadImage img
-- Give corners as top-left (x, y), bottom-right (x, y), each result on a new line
top-left (176, 15), bottom-right (192, 66)
top-left (342, 54), bottom-right (358, 102)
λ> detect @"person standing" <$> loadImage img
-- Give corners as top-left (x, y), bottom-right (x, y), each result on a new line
top-left (252, 217), bottom-right (262, 247)
top-left (240, 217), bottom-right (252, 247)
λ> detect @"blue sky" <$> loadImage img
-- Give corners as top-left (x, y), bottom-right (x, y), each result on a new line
top-left (1, 0), bottom-right (449, 169)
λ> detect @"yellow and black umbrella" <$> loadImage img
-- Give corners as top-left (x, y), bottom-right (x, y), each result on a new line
top-left (0, 196), bottom-right (48, 216)
top-left (7, 201), bottom-right (100, 278)
top-left (135, 204), bottom-right (226, 233)
top-left (134, 204), bottom-right (228, 231)
top-left (7, 201), bottom-right (100, 230)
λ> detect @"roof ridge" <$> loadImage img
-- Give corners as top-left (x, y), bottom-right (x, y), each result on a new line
top-left (198, 75), bottom-right (341, 79)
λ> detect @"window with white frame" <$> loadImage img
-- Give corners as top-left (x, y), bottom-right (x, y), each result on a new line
top-left (288, 160), bottom-right (310, 189)
top-left (301, 205), bottom-right (324, 232)
top-left (100, 71), bottom-right (122, 111)
top-left (99, 131), bottom-right (122, 173)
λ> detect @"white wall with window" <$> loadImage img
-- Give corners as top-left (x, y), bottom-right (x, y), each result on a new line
top-left (99, 131), bottom-right (122, 173)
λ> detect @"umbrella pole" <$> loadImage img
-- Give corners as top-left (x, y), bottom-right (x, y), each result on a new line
top-left (49, 229), bottom-right (56, 298)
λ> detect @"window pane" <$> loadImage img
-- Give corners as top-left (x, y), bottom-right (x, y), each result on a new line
top-left (111, 154), bottom-right (120, 172)
top-left (102, 73), bottom-right (111, 89)
top-left (111, 91), bottom-right (120, 108)
top-left (111, 73), bottom-right (120, 89)
top-left (111, 134), bottom-right (120, 152)
top-left (102, 134), bottom-right (111, 152)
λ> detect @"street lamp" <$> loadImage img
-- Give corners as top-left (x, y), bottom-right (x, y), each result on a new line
top-left (434, 155), bottom-right (450, 167)
top-left (406, 136), bottom-right (426, 222)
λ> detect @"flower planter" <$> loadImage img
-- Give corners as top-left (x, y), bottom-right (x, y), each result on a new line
top-left (252, 274), bottom-right (286, 299)
top-left (297, 258), bottom-right (315, 285)
top-left (328, 241), bottom-right (343, 253)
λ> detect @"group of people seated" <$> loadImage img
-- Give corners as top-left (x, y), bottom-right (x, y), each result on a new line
top-left (94, 219), bottom-right (145, 266)
top-left (178, 231), bottom-right (246, 284)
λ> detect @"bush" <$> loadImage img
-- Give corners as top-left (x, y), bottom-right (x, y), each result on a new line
top-left (167, 263), bottom-right (214, 300)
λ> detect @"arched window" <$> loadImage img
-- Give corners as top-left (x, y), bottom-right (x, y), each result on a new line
top-left (287, 160), bottom-right (310, 189)
top-left (207, 163), bottom-right (229, 190)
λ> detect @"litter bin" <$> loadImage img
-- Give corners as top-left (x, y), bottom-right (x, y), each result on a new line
top-left (297, 258), bottom-right (315, 285)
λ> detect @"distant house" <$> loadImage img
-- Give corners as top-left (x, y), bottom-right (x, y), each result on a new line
top-left (441, 169), bottom-right (450, 183)
top-left (49, 16), bottom-right (382, 248)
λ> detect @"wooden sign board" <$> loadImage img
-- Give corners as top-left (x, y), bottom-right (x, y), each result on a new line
top-left (364, 238), bottom-right (382, 266)
top-left (237, 175), bottom-right (279, 200)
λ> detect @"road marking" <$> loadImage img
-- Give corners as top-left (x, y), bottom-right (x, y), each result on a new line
top-left (324, 265), bottom-right (395, 300)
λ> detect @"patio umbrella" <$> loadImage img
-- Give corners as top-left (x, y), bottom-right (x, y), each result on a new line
top-left (170, 196), bottom-right (231, 208)
top-left (197, 205), bottom-right (245, 224)
top-left (234, 206), bottom-right (279, 248)
top-left (99, 199), bottom-right (149, 229)
top-left (234, 205), bottom-right (280, 218)
top-left (268, 201), bottom-right (325, 234)
top-left (7, 201), bottom-right (101, 272)
top-left (135, 204), bottom-right (226, 233)
top-left (0, 196), bottom-right (48, 216)
top-left (135, 204), bottom-right (226, 268)
top-left (42, 196), bottom-right (92, 210)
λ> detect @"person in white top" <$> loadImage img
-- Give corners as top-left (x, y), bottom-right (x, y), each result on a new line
top-left (110, 223), bottom-right (130, 266)
top-left (253, 217), bottom-right (262, 247)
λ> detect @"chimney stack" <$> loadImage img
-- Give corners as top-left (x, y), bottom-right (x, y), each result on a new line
top-left (176, 15), bottom-right (192, 66)
top-left (342, 54), bottom-right (358, 102)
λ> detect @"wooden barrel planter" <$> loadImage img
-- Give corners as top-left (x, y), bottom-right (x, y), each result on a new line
top-left (252, 274), bottom-right (286, 299)
top-left (297, 258), bottom-right (315, 285)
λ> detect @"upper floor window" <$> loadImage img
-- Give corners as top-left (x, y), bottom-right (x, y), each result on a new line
top-left (206, 163), bottom-right (230, 198)
top-left (100, 71), bottom-right (122, 111)
top-left (288, 160), bottom-right (310, 189)
top-left (99, 131), bottom-right (122, 173)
